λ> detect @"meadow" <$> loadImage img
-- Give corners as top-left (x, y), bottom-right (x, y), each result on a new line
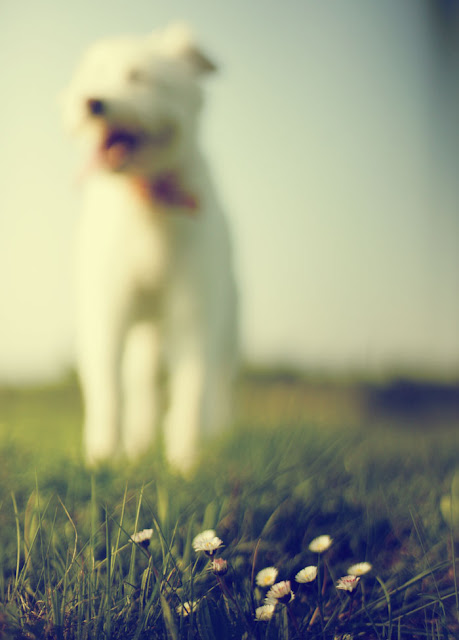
top-left (0, 370), bottom-right (458, 639)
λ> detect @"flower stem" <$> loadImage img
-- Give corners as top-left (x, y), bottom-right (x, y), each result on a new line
top-left (321, 561), bottom-right (328, 597)
top-left (287, 603), bottom-right (302, 638)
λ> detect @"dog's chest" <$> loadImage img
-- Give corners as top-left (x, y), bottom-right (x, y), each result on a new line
top-left (80, 176), bottom-right (204, 296)
top-left (124, 210), bottom-right (170, 288)
top-left (80, 180), bottom-right (172, 289)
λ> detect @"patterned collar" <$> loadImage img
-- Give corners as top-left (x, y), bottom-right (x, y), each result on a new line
top-left (132, 172), bottom-right (198, 213)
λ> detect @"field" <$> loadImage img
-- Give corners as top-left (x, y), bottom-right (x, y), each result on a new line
top-left (0, 370), bottom-right (458, 639)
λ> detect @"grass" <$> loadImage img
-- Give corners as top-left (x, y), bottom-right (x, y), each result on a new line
top-left (0, 371), bottom-right (458, 638)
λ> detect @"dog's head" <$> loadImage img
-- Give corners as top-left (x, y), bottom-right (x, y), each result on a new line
top-left (62, 24), bottom-right (216, 176)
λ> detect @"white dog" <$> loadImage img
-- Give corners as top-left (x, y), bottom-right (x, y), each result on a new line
top-left (62, 24), bottom-right (238, 469)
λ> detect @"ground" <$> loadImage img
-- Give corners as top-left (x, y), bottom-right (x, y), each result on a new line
top-left (0, 369), bottom-right (458, 638)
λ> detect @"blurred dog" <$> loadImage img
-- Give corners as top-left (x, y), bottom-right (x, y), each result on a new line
top-left (62, 24), bottom-right (238, 469)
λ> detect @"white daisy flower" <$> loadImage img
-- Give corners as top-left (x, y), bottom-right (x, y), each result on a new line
top-left (192, 529), bottom-right (223, 556)
top-left (255, 604), bottom-right (276, 621)
top-left (266, 580), bottom-right (295, 604)
top-left (130, 528), bottom-right (153, 546)
top-left (176, 600), bottom-right (197, 616)
top-left (209, 557), bottom-right (228, 575)
top-left (308, 534), bottom-right (333, 553)
top-left (255, 566), bottom-right (278, 587)
top-left (336, 575), bottom-right (360, 592)
top-left (295, 565), bottom-right (318, 583)
top-left (347, 562), bottom-right (372, 576)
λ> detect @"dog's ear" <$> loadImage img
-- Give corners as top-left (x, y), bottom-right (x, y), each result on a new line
top-left (155, 23), bottom-right (217, 75)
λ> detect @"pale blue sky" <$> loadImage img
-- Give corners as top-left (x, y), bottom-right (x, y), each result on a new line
top-left (1, 0), bottom-right (458, 381)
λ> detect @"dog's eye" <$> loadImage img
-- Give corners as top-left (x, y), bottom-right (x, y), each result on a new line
top-left (127, 69), bottom-right (148, 84)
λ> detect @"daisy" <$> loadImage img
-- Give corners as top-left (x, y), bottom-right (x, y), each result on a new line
top-left (255, 566), bottom-right (278, 587)
top-left (336, 575), bottom-right (360, 592)
top-left (130, 528), bottom-right (153, 547)
top-left (209, 557), bottom-right (228, 575)
top-left (347, 562), bottom-right (372, 576)
top-left (176, 600), bottom-right (198, 616)
top-left (192, 529), bottom-right (223, 556)
top-left (266, 580), bottom-right (295, 605)
top-left (295, 565), bottom-right (318, 583)
top-left (308, 534), bottom-right (333, 553)
top-left (255, 604), bottom-right (276, 621)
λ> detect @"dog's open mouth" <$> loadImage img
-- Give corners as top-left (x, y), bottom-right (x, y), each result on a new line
top-left (100, 129), bottom-right (142, 170)
top-left (98, 125), bottom-right (176, 171)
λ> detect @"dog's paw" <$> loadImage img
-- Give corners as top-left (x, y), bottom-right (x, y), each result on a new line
top-left (84, 431), bottom-right (119, 467)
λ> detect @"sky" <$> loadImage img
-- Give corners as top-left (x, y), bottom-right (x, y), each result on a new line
top-left (1, 0), bottom-right (458, 382)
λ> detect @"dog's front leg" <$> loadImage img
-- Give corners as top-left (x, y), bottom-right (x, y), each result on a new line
top-left (77, 302), bottom-right (128, 465)
top-left (121, 321), bottom-right (161, 458)
top-left (163, 341), bottom-right (207, 471)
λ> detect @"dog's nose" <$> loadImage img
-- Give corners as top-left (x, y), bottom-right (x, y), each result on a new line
top-left (87, 98), bottom-right (105, 116)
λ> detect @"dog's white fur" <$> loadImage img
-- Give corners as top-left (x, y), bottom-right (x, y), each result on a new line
top-left (62, 24), bottom-right (238, 469)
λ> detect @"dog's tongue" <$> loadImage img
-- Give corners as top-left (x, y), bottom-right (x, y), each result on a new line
top-left (103, 141), bottom-right (130, 169)
top-left (76, 132), bottom-right (134, 183)
top-left (102, 130), bottom-right (137, 169)
top-left (82, 130), bottom-right (137, 172)
top-left (77, 129), bottom-right (147, 183)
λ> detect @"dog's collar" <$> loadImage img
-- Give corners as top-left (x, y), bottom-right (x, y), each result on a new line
top-left (132, 172), bottom-right (199, 214)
